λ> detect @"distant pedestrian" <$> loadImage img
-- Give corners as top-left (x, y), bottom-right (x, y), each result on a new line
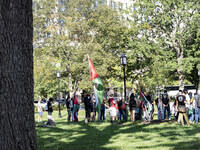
top-left (37, 97), bottom-right (43, 122)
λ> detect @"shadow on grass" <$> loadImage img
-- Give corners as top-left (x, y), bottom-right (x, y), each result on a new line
top-left (36, 115), bottom-right (200, 150)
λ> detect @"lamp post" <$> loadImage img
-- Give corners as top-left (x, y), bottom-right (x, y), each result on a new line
top-left (121, 54), bottom-right (128, 121)
top-left (57, 70), bottom-right (61, 118)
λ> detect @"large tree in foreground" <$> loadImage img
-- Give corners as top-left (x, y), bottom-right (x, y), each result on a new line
top-left (0, 0), bottom-right (37, 150)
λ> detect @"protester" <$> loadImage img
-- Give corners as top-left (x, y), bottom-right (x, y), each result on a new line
top-left (66, 95), bottom-right (71, 122)
top-left (135, 94), bottom-right (142, 120)
top-left (188, 92), bottom-right (194, 123)
top-left (91, 94), bottom-right (96, 122)
top-left (46, 98), bottom-right (55, 126)
top-left (176, 91), bottom-right (190, 126)
top-left (129, 93), bottom-right (136, 122)
top-left (194, 92), bottom-right (200, 123)
top-left (141, 99), bottom-right (149, 122)
top-left (162, 90), bottom-right (171, 120)
top-left (100, 99), bottom-right (108, 121)
top-left (146, 94), bottom-right (154, 121)
top-left (108, 97), bottom-right (116, 123)
top-left (118, 98), bottom-right (125, 120)
top-left (184, 89), bottom-right (190, 118)
top-left (72, 95), bottom-right (80, 122)
top-left (84, 94), bottom-right (92, 123)
top-left (37, 97), bottom-right (43, 122)
top-left (115, 99), bottom-right (119, 120)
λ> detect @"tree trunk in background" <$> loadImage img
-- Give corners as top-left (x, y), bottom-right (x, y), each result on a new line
top-left (0, 0), bottom-right (37, 150)
top-left (176, 48), bottom-right (184, 91)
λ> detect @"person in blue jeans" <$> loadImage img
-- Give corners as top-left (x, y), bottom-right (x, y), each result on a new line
top-left (194, 93), bottom-right (200, 123)
top-left (162, 90), bottom-right (171, 120)
top-left (118, 99), bottom-right (125, 120)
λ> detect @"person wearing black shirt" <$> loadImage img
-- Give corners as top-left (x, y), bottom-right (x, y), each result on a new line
top-left (84, 94), bottom-right (92, 123)
top-left (162, 90), bottom-right (171, 120)
top-left (176, 92), bottom-right (190, 126)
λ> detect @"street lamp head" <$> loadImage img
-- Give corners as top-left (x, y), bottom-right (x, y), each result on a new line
top-left (57, 70), bottom-right (61, 78)
top-left (120, 54), bottom-right (127, 65)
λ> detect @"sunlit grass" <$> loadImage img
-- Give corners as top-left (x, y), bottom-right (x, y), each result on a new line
top-left (35, 110), bottom-right (200, 150)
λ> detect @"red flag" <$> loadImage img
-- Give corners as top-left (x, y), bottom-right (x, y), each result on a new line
top-left (88, 56), bottom-right (99, 81)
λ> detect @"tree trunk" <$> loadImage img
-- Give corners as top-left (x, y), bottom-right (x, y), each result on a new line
top-left (177, 49), bottom-right (184, 91)
top-left (67, 64), bottom-right (73, 97)
top-left (0, 1), bottom-right (37, 150)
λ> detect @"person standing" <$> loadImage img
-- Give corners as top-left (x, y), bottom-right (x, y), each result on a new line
top-left (84, 94), bottom-right (92, 123)
top-left (118, 98), bottom-right (125, 120)
top-left (91, 95), bottom-right (96, 122)
top-left (162, 90), bottom-right (171, 120)
top-left (176, 91), bottom-right (190, 126)
top-left (37, 97), bottom-right (43, 123)
top-left (46, 98), bottom-right (55, 126)
top-left (66, 95), bottom-right (71, 122)
top-left (129, 93), bottom-right (136, 122)
top-left (188, 92), bottom-right (194, 123)
top-left (194, 92), bottom-right (200, 123)
top-left (100, 99), bottom-right (107, 121)
top-left (108, 97), bottom-right (116, 123)
top-left (184, 89), bottom-right (190, 118)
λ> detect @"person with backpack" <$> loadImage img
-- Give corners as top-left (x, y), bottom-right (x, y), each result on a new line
top-left (176, 91), bottom-right (190, 126)
top-left (84, 94), bottom-right (92, 123)
top-left (162, 90), bottom-right (171, 120)
top-left (129, 93), bottom-right (136, 122)
top-left (193, 92), bottom-right (200, 123)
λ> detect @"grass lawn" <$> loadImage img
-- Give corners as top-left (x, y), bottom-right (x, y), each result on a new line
top-left (35, 110), bottom-right (200, 150)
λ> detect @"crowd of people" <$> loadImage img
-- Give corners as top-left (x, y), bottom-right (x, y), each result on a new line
top-left (37, 89), bottom-right (200, 126)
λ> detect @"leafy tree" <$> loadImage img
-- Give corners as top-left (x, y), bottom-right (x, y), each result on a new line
top-left (127, 0), bottom-right (200, 90)
top-left (33, 0), bottom-right (127, 97)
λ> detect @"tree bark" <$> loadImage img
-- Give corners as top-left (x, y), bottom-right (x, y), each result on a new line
top-left (176, 48), bottom-right (184, 91)
top-left (0, 0), bottom-right (37, 150)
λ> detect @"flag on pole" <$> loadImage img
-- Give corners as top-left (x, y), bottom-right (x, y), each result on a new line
top-left (140, 91), bottom-right (149, 103)
top-left (140, 90), bottom-right (152, 113)
top-left (72, 95), bottom-right (79, 122)
top-left (88, 56), bottom-right (104, 113)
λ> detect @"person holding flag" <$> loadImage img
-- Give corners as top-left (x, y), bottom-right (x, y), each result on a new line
top-left (72, 95), bottom-right (80, 122)
top-left (88, 56), bottom-right (104, 120)
top-left (140, 90), bottom-right (152, 122)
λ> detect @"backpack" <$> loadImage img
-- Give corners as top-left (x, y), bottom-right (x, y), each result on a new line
top-left (162, 93), bottom-right (169, 105)
top-left (197, 95), bottom-right (200, 108)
